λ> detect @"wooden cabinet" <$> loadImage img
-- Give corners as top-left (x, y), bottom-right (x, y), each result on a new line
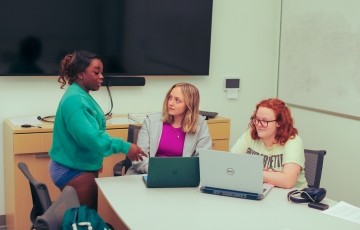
top-left (207, 116), bottom-right (230, 151)
top-left (3, 115), bottom-right (230, 230)
top-left (3, 119), bottom-right (128, 230)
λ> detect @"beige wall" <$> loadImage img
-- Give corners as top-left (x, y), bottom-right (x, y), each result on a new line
top-left (1, 0), bottom-right (358, 217)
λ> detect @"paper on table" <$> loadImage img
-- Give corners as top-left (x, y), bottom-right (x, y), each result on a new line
top-left (9, 116), bottom-right (41, 125)
top-left (322, 201), bottom-right (360, 224)
top-left (108, 117), bottom-right (137, 125)
top-left (128, 112), bottom-right (155, 123)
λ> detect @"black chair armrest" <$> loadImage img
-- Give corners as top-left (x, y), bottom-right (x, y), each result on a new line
top-left (113, 158), bottom-right (132, 176)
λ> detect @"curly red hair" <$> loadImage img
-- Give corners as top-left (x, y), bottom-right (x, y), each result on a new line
top-left (250, 98), bottom-right (298, 145)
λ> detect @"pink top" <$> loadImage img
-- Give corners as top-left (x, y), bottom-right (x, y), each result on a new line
top-left (156, 123), bottom-right (185, 157)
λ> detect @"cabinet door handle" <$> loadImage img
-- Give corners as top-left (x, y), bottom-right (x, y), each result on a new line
top-left (35, 153), bottom-right (50, 158)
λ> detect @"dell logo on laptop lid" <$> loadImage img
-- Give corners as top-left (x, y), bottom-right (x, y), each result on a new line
top-left (226, 168), bottom-right (235, 175)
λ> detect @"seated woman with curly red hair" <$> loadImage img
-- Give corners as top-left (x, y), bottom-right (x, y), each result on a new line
top-left (231, 98), bottom-right (306, 189)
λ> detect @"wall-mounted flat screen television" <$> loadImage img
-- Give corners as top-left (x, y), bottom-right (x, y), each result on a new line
top-left (0, 0), bottom-right (213, 77)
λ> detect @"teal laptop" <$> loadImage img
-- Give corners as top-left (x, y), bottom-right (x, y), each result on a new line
top-left (143, 157), bottom-right (200, 188)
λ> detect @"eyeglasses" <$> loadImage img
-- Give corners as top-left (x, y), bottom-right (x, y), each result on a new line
top-left (251, 116), bottom-right (277, 128)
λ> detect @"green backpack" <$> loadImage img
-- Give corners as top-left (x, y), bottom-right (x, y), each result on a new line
top-left (62, 205), bottom-right (111, 230)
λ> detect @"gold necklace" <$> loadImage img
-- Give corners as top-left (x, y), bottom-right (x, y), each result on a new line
top-left (173, 126), bottom-right (182, 138)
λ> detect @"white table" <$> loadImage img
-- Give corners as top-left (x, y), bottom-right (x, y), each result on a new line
top-left (96, 175), bottom-right (359, 230)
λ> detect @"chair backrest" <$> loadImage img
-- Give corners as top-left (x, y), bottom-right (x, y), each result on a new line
top-left (113, 124), bottom-right (142, 176)
top-left (127, 124), bottom-right (141, 144)
top-left (34, 186), bottom-right (80, 230)
top-left (18, 162), bottom-right (52, 225)
top-left (304, 149), bottom-right (326, 188)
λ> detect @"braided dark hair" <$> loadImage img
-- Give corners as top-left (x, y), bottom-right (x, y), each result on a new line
top-left (58, 50), bottom-right (101, 89)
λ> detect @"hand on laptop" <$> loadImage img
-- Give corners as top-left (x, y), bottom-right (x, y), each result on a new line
top-left (127, 144), bottom-right (148, 161)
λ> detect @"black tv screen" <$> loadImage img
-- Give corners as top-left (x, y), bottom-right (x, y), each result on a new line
top-left (0, 0), bottom-right (213, 76)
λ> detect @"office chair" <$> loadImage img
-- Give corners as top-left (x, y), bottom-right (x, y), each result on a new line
top-left (18, 162), bottom-right (52, 230)
top-left (113, 124), bottom-right (142, 176)
top-left (34, 186), bottom-right (80, 230)
top-left (304, 149), bottom-right (326, 188)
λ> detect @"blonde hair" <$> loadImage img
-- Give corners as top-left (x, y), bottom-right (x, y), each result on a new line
top-left (162, 82), bottom-right (200, 133)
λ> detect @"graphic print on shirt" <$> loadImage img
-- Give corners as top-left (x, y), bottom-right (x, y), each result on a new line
top-left (246, 147), bottom-right (283, 170)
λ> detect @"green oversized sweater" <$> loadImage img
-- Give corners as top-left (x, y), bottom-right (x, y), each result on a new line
top-left (49, 83), bottom-right (131, 171)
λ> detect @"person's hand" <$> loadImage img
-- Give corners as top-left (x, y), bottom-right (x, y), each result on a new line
top-left (127, 144), bottom-right (148, 161)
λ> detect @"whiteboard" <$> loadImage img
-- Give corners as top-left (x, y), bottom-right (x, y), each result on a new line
top-left (278, 0), bottom-right (360, 118)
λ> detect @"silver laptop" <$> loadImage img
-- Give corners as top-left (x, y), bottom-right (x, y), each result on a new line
top-left (199, 149), bottom-right (273, 200)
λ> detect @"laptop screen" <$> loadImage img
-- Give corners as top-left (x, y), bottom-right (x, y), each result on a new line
top-left (199, 149), bottom-right (266, 195)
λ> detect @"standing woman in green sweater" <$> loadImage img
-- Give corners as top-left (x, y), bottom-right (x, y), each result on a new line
top-left (49, 50), bottom-right (147, 210)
